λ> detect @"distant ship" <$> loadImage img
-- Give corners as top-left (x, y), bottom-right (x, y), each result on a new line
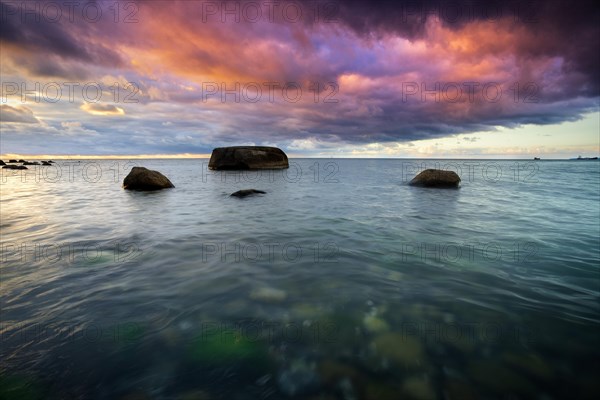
top-left (570, 155), bottom-right (599, 160)
top-left (534, 157), bottom-right (541, 160)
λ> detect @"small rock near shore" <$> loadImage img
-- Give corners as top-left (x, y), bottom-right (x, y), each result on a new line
top-left (3, 165), bottom-right (28, 170)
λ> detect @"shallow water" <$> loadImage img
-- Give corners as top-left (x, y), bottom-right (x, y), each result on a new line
top-left (1, 159), bottom-right (599, 399)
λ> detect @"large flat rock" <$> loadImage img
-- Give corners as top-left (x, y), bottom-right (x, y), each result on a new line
top-left (208, 146), bottom-right (289, 170)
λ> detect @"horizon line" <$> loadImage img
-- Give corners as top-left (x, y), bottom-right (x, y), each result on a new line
top-left (2, 153), bottom-right (597, 161)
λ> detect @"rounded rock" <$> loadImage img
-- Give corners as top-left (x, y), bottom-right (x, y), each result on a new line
top-left (123, 167), bottom-right (175, 191)
top-left (409, 169), bottom-right (461, 188)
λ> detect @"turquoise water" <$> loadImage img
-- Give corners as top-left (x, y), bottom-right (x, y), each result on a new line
top-left (1, 159), bottom-right (599, 399)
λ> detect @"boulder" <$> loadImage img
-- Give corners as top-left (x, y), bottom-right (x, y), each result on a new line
top-left (41, 161), bottom-right (52, 166)
top-left (231, 189), bottom-right (266, 198)
top-left (123, 167), bottom-right (175, 191)
top-left (409, 169), bottom-right (461, 188)
top-left (209, 146), bottom-right (289, 170)
top-left (3, 165), bottom-right (28, 170)
top-left (0, 160), bottom-right (5, 165)
top-left (18, 159), bottom-right (26, 163)
top-left (8, 159), bottom-right (17, 163)
top-left (23, 161), bottom-right (40, 165)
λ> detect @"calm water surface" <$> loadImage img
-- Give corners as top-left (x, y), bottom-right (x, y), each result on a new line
top-left (1, 159), bottom-right (599, 399)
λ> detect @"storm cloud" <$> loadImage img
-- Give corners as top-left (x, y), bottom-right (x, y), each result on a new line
top-left (0, 0), bottom-right (598, 155)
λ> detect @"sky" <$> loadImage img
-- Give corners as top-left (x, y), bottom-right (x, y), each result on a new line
top-left (0, 0), bottom-right (598, 158)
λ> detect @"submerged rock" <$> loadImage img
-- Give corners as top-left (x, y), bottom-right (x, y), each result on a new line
top-left (22, 161), bottom-right (40, 165)
top-left (363, 314), bottom-right (390, 334)
top-left (467, 360), bottom-right (536, 395)
top-left (277, 359), bottom-right (320, 397)
top-left (123, 167), bottom-right (174, 191)
top-left (409, 169), bottom-right (461, 188)
top-left (319, 360), bottom-right (360, 387)
top-left (337, 377), bottom-right (358, 400)
top-left (443, 378), bottom-right (479, 400)
top-left (365, 381), bottom-right (401, 400)
top-left (209, 146), bottom-right (289, 170)
top-left (501, 353), bottom-right (554, 380)
top-left (0, 160), bottom-right (5, 165)
top-left (231, 189), bottom-right (266, 198)
top-left (8, 159), bottom-right (17, 163)
top-left (370, 333), bottom-right (427, 371)
top-left (178, 390), bottom-right (212, 400)
top-left (249, 287), bottom-right (287, 303)
top-left (402, 376), bottom-right (436, 400)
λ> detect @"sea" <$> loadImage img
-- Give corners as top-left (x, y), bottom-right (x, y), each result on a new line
top-left (1, 159), bottom-right (599, 399)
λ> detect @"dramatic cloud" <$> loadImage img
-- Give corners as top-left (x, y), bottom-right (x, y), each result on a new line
top-left (0, 0), bottom-right (598, 155)
top-left (0, 2), bottom-right (124, 60)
